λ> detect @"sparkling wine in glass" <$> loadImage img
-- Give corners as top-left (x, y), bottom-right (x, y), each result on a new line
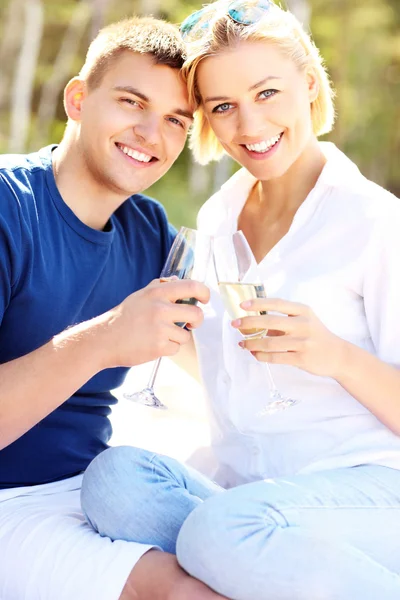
top-left (123, 227), bottom-right (212, 410)
top-left (213, 231), bottom-right (299, 414)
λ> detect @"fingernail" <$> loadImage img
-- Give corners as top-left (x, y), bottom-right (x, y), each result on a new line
top-left (241, 300), bottom-right (251, 309)
top-left (238, 341), bottom-right (245, 348)
top-left (232, 319), bottom-right (241, 327)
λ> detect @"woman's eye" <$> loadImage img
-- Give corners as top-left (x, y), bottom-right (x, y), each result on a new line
top-left (259, 89), bottom-right (279, 100)
top-left (212, 103), bottom-right (233, 114)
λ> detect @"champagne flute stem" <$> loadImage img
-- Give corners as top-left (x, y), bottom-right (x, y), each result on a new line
top-left (264, 363), bottom-right (278, 393)
top-left (147, 357), bottom-right (162, 390)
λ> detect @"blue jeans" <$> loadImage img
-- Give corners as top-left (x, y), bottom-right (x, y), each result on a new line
top-left (81, 446), bottom-right (400, 600)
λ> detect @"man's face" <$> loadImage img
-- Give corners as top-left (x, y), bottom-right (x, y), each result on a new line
top-left (76, 51), bottom-right (193, 198)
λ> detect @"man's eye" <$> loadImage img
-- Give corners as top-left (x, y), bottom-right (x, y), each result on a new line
top-left (121, 98), bottom-right (140, 107)
top-left (168, 117), bottom-right (184, 128)
top-left (212, 103), bottom-right (233, 114)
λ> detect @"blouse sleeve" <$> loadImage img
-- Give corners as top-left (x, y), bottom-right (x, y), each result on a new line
top-left (363, 199), bottom-right (400, 367)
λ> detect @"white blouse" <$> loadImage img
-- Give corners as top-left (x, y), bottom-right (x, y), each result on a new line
top-left (194, 142), bottom-right (400, 488)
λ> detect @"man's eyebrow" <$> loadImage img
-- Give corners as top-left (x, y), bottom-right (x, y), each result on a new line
top-left (113, 85), bottom-right (149, 102)
top-left (174, 108), bottom-right (194, 121)
top-left (113, 85), bottom-right (193, 120)
top-left (204, 76), bottom-right (282, 103)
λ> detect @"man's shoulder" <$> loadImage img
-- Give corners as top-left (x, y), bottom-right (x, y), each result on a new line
top-left (0, 149), bottom-right (46, 177)
top-left (123, 192), bottom-right (169, 224)
top-left (0, 150), bottom-right (52, 236)
top-left (130, 192), bottom-right (164, 209)
top-left (0, 148), bottom-right (49, 199)
top-left (118, 193), bottom-right (175, 255)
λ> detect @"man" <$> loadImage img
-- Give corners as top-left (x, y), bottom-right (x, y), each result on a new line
top-left (0, 16), bottom-right (226, 600)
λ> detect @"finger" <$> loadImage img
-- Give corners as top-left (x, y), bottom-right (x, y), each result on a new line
top-left (240, 297), bottom-right (310, 317)
top-left (241, 336), bottom-right (306, 354)
top-left (232, 314), bottom-right (305, 335)
top-left (160, 275), bottom-right (179, 283)
top-left (166, 323), bottom-right (192, 346)
top-left (156, 280), bottom-right (210, 305)
top-left (250, 349), bottom-right (301, 366)
top-left (162, 338), bottom-right (182, 357)
top-left (170, 303), bottom-right (204, 328)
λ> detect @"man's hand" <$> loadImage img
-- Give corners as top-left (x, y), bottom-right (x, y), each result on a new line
top-left (101, 279), bottom-right (210, 369)
top-left (0, 279), bottom-right (209, 449)
top-left (120, 550), bottom-right (228, 600)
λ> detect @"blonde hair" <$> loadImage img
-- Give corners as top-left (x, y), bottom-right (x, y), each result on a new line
top-left (182, 1), bottom-right (335, 164)
top-left (80, 16), bottom-right (186, 89)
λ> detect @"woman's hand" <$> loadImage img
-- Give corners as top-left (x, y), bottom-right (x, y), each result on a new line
top-left (233, 298), bottom-right (347, 379)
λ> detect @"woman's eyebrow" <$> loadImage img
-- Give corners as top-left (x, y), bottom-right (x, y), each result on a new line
top-left (204, 75), bottom-right (283, 103)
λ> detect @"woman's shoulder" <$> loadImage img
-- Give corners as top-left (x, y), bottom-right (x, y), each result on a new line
top-left (331, 174), bottom-right (399, 222)
top-left (321, 143), bottom-right (399, 220)
top-left (197, 168), bottom-right (255, 234)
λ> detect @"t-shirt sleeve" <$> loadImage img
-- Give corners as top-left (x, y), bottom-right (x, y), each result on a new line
top-left (0, 174), bottom-right (23, 325)
top-left (363, 204), bottom-right (400, 367)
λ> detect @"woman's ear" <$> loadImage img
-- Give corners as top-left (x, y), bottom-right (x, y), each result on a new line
top-left (306, 67), bottom-right (319, 103)
top-left (63, 77), bottom-right (86, 122)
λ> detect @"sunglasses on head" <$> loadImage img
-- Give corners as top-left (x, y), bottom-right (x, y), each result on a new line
top-left (180, 0), bottom-right (274, 41)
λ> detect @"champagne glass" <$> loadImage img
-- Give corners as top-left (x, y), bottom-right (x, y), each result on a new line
top-left (213, 231), bottom-right (298, 414)
top-left (123, 227), bottom-right (212, 410)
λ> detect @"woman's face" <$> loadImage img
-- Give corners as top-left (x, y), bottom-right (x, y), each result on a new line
top-left (196, 40), bottom-right (319, 180)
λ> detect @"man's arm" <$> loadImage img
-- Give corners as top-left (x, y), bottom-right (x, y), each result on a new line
top-left (0, 279), bottom-right (209, 449)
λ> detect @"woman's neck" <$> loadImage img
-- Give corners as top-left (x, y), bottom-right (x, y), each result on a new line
top-left (258, 137), bottom-right (327, 220)
top-left (238, 138), bottom-right (327, 263)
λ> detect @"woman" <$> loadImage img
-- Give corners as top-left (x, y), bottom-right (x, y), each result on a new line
top-left (81, 2), bottom-right (400, 598)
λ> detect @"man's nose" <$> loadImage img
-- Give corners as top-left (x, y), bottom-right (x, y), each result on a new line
top-left (133, 114), bottom-right (162, 146)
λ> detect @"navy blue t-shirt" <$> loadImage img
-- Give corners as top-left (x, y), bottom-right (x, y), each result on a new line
top-left (0, 146), bottom-right (176, 489)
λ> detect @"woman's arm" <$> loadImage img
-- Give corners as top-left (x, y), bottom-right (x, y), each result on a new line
top-left (335, 339), bottom-right (400, 435)
top-left (235, 298), bottom-right (400, 436)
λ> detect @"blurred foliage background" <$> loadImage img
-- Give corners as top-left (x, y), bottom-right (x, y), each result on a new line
top-left (0, 0), bottom-right (399, 227)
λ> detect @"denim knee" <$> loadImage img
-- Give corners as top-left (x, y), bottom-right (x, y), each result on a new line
top-left (81, 445), bottom-right (206, 554)
top-left (81, 445), bottom-right (158, 539)
top-left (176, 485), bottom-right (287, 599)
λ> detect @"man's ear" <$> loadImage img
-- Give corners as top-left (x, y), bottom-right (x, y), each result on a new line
top-left (63, 77), bottom-right (87, 121)
top-left (306, 67), bottom-right (319, 104)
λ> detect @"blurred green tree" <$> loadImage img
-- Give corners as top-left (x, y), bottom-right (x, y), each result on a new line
top-left (0, 0), bottom-right (399, 227)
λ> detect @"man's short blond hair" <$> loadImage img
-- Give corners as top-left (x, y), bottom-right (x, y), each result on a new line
top-left (80, 16), bottom-right (186, 89)
top-left (182, 1), bottom-right (335, 164)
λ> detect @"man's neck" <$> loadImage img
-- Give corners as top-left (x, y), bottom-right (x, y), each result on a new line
top-left (52, 133), bottom-right (128, 231)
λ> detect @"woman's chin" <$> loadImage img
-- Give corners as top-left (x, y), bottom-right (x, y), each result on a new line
top-left (243, 160), bottom-right (289, 182)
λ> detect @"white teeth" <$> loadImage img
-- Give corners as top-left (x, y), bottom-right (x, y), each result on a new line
top-left (120, 145), bottom-right (152, 163)
top-left (246, 133), bottom-right (282, 153)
